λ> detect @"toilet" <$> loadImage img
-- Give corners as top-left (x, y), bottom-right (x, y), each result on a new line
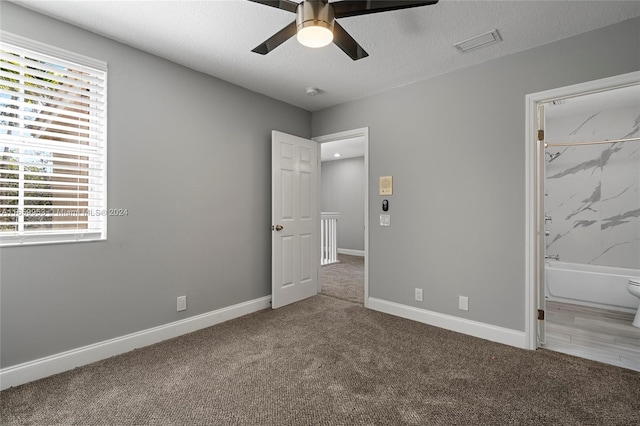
top-left (628, 278), bottom-right (640, 328)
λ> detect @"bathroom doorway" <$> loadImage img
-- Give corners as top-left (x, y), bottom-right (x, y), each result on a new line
top-left (525, 73), bottom-right (640, 370)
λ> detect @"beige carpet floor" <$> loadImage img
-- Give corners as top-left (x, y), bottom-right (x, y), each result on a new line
top-left (1, 294), bottom-right (639, 425)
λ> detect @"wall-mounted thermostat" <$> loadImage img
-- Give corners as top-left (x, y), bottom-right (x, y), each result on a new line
top-left (379, 176), bottom-right (393, 195)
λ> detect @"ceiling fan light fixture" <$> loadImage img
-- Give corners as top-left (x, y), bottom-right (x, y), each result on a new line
top-left (250, 0), bottom-right (439, 60)
top-left (297, 24), bottom-right (333, 48)
top-left (296, 0), bottom-right (334, 48)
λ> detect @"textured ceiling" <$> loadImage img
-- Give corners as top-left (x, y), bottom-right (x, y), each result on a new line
top-left (8, 0), bottom-right (640, 112)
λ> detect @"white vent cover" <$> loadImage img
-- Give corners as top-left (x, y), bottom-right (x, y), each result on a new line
top-left (454, 29), bottom-right (502, 53)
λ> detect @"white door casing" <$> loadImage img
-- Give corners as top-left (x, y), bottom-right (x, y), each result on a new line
top-left (272, 131), bottom-right (319, 309)
top-left (535, 103), bottom-right (546, 346)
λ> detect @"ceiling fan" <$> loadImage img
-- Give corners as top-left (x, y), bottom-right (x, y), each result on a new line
top-left (248, 0), bottom-right (439, 60)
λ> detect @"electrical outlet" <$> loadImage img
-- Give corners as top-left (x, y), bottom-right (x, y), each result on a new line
top-left (459, 296), bottom-right (469, 311)
top-left (415, 288), bottom-right (423, 302)
top-left (177, 295), bottom-right (187, 312)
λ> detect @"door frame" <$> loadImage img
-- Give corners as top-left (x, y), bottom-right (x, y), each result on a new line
top-left (524, 71), bottom-right (640, 350)
top-left (313, 127), bottom-right (370, 307)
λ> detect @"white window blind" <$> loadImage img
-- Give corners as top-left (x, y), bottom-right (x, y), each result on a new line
top-left (0, 33), bottom-right (107, 246)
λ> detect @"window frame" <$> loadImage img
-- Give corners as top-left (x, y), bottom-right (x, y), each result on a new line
top-left (0, 32), bottom-right (107, 247)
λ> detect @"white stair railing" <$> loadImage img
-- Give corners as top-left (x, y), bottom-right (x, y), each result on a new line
top-left (321, 212), bottom-right (339, 265)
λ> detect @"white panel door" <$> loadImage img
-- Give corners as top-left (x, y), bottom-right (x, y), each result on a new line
top-left (272, 131), bottom-right (319, 309)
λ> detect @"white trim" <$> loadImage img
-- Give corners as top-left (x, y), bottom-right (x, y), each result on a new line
top-left (0, 296), bottom-right (271, 390)
top-left (369, 297), bottom-right (527, 349)
top-left (313, 127), bottom-right (369, 307)
top-left (0, 30), bottom-right (107, 71)
top-left (524, 71), bottom-right (640, 351)
top-left (337, 248), bottom-right (365, 257)
top-left (524, 85), bottom-right (538, 350)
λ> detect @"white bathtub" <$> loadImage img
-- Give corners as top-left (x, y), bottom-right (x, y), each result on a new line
top-left (545, 261), bottom-right (640, 313)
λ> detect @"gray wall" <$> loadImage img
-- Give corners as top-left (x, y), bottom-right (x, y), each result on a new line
top-left (0, 3), bottom-right (310, 368)
top-left (312, 17), bottom-right (640, 332)
top-left (321, 157), bottom-right (365, 251)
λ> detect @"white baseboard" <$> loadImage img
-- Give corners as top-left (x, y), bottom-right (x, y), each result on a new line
top-left (337, 248), bottom-right (365, 257)
top-left (0, 296), bottom-right (272, 390)
top-left (367, 297), bottom-right (527, 349)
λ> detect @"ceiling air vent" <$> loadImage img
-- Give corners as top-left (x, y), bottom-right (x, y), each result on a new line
top-left (454, 29), bottom-right (502, 53)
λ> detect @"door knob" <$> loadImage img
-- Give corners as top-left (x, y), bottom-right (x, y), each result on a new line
top-left (273, 224), bottom-right (284, 231)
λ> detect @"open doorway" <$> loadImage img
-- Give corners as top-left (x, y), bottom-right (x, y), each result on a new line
top-left (314, 128), bottom-right (369, 307)
top-left (525, 73), bottom-right (640, 370)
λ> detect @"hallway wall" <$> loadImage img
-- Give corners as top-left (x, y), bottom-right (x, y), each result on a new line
top-left (321, 157), bottom-right (366, 252)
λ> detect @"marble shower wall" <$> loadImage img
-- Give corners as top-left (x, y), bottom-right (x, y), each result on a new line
top-left (545, 95), bottom-right (640, 270)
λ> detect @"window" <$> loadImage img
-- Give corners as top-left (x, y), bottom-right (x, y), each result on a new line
top-left (0, 33), bottom-right (107, 246)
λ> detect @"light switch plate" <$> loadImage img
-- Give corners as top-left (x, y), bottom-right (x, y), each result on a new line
top-left (380, 214), bottom-right (390, 226)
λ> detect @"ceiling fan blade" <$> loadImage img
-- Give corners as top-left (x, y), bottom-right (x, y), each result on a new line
top-left (246, 0), bottom-right (299, 14)
top-left (252, 21), bottom-right (298, 55)
top-left (333, 0), bottom-right (438, 19)
top-left (332, 21), bottom-right (369, 61)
